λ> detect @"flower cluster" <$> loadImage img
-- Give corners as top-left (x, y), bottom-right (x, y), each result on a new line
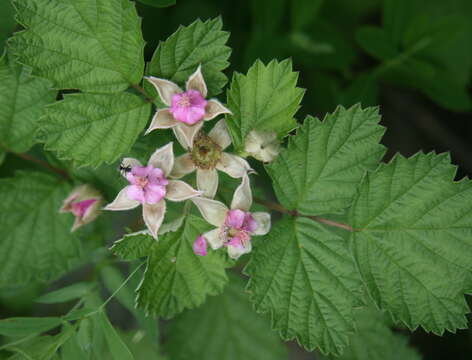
top-left (61, 66), bottom-right (272, 259)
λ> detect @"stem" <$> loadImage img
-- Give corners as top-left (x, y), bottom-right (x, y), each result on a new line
top-left (254, 197), bottom-right (355, 232)
top-left (131, 83), bottom-right (154, 103)
top-left (99, 262), bottom-right (145, 310)
top-left (1, 145), bottom-right (71, 181)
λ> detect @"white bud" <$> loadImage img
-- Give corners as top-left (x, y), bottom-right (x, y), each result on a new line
top-left (244, 130), bottom-right (280, 163)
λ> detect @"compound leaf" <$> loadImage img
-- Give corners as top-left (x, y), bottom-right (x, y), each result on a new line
top-left (113, 215), bottom-right (228, 318)
top-left (0, 58), bottom-right (56, 152)
top-left (41, 92), bottom-right (151, 167)
top-left (350, 152), bottom-right (472, 334)
top-left (266, 105), bottom-right (385, 216)
top-left (11, 0), bottom-right (145, 93)
top-left (226, 59), bottom-right (304, 151)
top-left (148, 17), bottom-right (230, 96)
top-left (0, 171), bottom-right (82, 287)
top-left (245, 216), bottom-right (363, 356)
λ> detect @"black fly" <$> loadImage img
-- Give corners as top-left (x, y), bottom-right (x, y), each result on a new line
top-left (118, 162), bottom-right (132, 176)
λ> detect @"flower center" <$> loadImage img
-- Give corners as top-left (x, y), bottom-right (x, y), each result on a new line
top-left (126, 165), bottom-right (168, 204)
top-left (191, 133), bottom-right (222, 170)
top-left (178, 94), bottom-right (191, 107)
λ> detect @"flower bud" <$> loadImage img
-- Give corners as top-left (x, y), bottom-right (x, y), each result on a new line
top-left (244, 130), bottom-right (280, 163)
top-left (60, 184), bottom-right (103, 232)
top-left (193, 235), bottom-right (208, 256)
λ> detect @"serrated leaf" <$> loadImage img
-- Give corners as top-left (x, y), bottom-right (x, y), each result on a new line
top-left (350, 152), bottom-right (472, 334)
top-left (0, 317), bottom-right (62, 337)
top-left (0, 171), bottom-right (82, 287)
top-left (266, 105), bottom-right (385, 216)
top-left (41, 92), bottom-right (151, 167)
top-left (148, 17), bottom-right (230, 96)
top-left (166, 275), bottom-right (287, 360)
top-left (35, 282), bottom-right (94, 304)
top-left (320, 307), bottom-right (421, 360)
top-left (11, 0), bottom-right (145, 93)
top-left (0, 58), bottom-right (56, 152)
top-left (226, 59), bottom-right (304, 151)
top-left (245, 216), bottom-right (363, 355)
top-left (111, 232), bottom-right (155, 261)
top-left (131, 215), bottom-right (228, 318)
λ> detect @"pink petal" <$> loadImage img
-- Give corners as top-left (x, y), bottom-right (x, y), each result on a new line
top-left (193, 235), bottom-right (208, 256)
top-left (243, 212), bottom-right (258, 233)
top-left (127, 185), bottom-right (146, 203)
top-left (225, 209), bottom-right (246, 229)
top-left (143, 185), bottom-right (166, 204)
top-left (71, 198), bottom-right (97, 218)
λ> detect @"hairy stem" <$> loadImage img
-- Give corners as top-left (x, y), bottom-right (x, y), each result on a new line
top-left (254, 197), bottom-right (355, 232)
top-left (131, 83), bottom-right (155, 103)
top-left (1, 145), bottom-right (71, 181)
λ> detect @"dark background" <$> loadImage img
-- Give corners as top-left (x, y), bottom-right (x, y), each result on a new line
top-left (1, 0), bottom-right (471, 358)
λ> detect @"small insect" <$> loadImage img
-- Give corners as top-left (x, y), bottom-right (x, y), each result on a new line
top-left (118, 162), bottom-right (132, 176)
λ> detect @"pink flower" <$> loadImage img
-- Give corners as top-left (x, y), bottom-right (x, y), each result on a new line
top-left (192, 175), bottom-right (271, 259)
top-left (126, 165), bottom-right (168, 204)
top-left (193, 235), bottom-right (208, 256)
top-left (104, 143), bottom-right (202, 239)
top-left (145, 65), bottom-right (232, 149)
top-left (171, 119), bottom-right (254, 198)
top-left (60, 185), bottom-right (103, 232)
top-left (170, 89), bottom-right (208, 125)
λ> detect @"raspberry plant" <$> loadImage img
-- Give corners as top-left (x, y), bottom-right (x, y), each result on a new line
top-left (0, 0), bottom-right (470, 358)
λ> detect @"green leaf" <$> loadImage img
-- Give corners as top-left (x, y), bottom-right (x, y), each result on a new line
top-left (226, 59), bottom-right (305, 151)
top-left (356, 26), bottom-right (398, 61)
top-left (0, 317), bottom-right (62, 337)
top-left (148, 17), bottom-right (230, 96)
top-left (7, 326), bottom-right (74, 360)
top-left (11, 0), bottom-right (145, 93)
top-left (0, 171), bottom-right (82, 287)
top-left (111, 231), bottom-right (155, 261)
top-left (0, 58), bottom-right (56, 152)
top-left (266, 105), bottom-right (385, 216)
top-left (40, 92), bottom-right (151, 167)
top-left (35, 282), bottom-right (94, 304)
top-left (350, 152), bottom-right (472, 334)
top-left (0, 1), bottom-right (16, 54)
top-left (320, 307), bottom-right (421, 360)
top-left (98, 311), bottom-right (135, 360)
top-left (137, 0), bottom-right (176, 8)
top-left (130, 215), bottom-right (228, 318)
top-left (166, 275), bottom-right (287, 360)
top-left (245, 216), bottom-right (363, 356)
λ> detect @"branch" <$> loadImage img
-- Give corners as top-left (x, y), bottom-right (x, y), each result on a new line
top-left (254, 197), bottom-right (355, 232)
top-left (1, 145), bottom-right (71, 181)
top-left (131, 83), bottom-right (155, 103)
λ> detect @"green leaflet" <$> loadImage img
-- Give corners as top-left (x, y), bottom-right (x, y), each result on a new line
top-left (320, 307), bottom-right (421, 360)
top-left (244, 216), bottom-right (363, 356)
top-left (98, 311), bottom-right (135, 360)
top-left (350, 152), bottom-right (472, 334)
top-left (226, 59), bottom-right (305, 151)
top-left (148, 17), bottom-right (231, 96)
top-left (0, 317), bottom-right (63, 337)
top-left (11, 0), bottom-right (145, 93)
top-left (35, 282), bottom-right (94, 304)
top-left (112, 215), bottom-right (228, 318)
top-left (41, 92), bottom-right (151, 167)
top-left (166, 275), bottom-right (287, 360)
top-left (266, 105), bottom-right (385, 216)
top-left (111, 232), bottom-right (155, 261)
top-left (0, 58), bottom-right (56, 152)
top-left (0, 171), bottom-right (82, 287)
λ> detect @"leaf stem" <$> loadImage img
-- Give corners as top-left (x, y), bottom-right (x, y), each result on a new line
top-left (0, 145), bottom-right (71, 181)
top-left (131, 83), bottom-right (154, 103)
top-left (254, 197), bottom-right (355, 232)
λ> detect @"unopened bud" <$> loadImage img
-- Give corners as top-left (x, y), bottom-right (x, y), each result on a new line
top-left (244, 130), bottom-right (280, 163)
